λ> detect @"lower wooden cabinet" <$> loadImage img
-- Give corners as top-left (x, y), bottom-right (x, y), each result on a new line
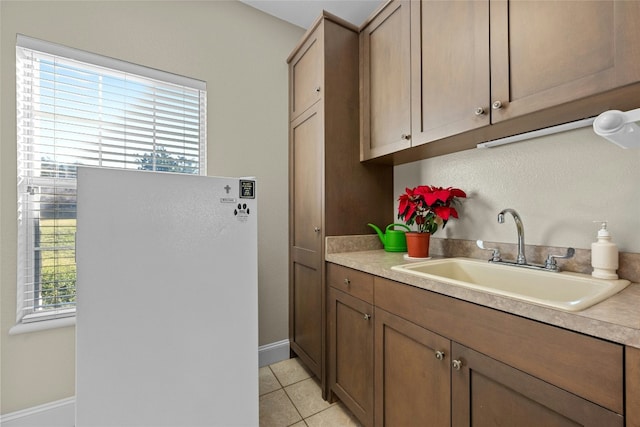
top-left (291, 260), bottom-right (322, 375)
top-left (327, 264), bottom-right (375, 426)
top-left (326, 263), bottom-right (630, 426)
top-left (374, 307), bottom-right (450, 427)
top-left (328, 288), bottom-right (374, 426)
top-left (451, 342), bottom-right (623, 427)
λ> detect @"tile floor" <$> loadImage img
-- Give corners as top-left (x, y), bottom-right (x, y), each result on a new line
top-left (260, 358), bottom-right (362, 427)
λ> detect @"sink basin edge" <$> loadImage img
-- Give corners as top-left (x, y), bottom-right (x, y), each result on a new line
top-left (390, 257), bottom-right (630, 312)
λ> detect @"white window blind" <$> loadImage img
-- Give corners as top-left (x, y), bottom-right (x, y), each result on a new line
top-left (16, 34), bottom-right (207, 323)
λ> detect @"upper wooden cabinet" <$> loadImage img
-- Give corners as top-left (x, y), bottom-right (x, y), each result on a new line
top-left (490, 0), bottom-right (640, 123)
top-left (289, 26), bottom-right (323, 121)
top-left (361, 0), bottom-right (640, 162)
top-left (410, 0), bottom-right (490, 145)
top-left (360, 0), bottom-right (411, 159)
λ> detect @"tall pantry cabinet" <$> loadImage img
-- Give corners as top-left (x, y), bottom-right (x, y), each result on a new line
top-left (287, 12), bottom-right (393, 391)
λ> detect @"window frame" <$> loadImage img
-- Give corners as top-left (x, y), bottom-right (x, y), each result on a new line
top-left (15, 34), bottom-right (207, 327)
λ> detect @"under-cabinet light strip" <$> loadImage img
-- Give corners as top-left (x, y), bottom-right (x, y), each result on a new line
top-left (476, 117), bottom-right (596, 149)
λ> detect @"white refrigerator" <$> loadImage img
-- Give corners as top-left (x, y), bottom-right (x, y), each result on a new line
top-left (75, 167), bottom-right (258, 426)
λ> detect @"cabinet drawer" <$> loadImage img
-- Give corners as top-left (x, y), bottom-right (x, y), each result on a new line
top-left (374, 277), bottom-right (624, 414)
top-left (327, 263), bottom-right (374, 304)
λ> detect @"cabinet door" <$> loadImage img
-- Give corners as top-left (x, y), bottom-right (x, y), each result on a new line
top-left (374, 308), bottom-right (450, 427)
top-left (290, 25), bottom-right (323, 121)
top-left (289, 104), bottom-right (323, 377)
top-left (491, 0), bottom-right (640, 123)
top-left (360, 0), bottom-right (411, 160)
top-left (626, 346), bottom-right (640, 427)
top-left (411, 0), bottom-right (490, 146)
top-left (328, 288), bottom-right (374, 427)
top-left (290, 105), bottom-right (323, 257)
top-left (451, 342), bottom-right (623, 427)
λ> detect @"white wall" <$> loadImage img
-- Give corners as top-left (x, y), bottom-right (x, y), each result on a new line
top-left (0, 0), bottom-right (303, 414)
top-left (395, 126), bottom-right (640, 253)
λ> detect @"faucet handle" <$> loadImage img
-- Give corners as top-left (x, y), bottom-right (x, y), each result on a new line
top-left (477, 240), bottom-right (502, 262)
top-left (544, 248), bottom-right (575, 271)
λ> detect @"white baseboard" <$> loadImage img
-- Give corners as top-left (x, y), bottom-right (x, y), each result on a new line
top-left (0, 396), bottom-right (75, 427)
top-left (0, 340), bottom-right (290, 425)
top-left (258, 339), bottom-right (290, 367)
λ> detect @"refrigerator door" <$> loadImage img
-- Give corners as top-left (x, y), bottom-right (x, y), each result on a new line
top-left (76, 168), bottom-right (258, 426)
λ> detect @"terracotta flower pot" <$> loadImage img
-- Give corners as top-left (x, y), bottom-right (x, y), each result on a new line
top-left (405, 232), bottom-right (431, 258)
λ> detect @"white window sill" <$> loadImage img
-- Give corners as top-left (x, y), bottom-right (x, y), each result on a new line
top-left (9, 315), bottom-right (76, 335)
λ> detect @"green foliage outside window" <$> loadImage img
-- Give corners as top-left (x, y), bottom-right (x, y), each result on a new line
top-left (37, 218), bottom-right (76, 309)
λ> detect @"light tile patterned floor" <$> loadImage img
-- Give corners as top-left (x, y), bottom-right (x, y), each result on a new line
top-left (260, 358), bottom-right (362, 427)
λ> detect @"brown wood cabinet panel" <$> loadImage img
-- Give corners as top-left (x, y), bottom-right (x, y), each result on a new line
top-left (374, 307), bottom-right (450, 427)
top-left (627, 346), bottom-right (640, 427)
top-left (328, 288), bottom-right (374, 427)
top-left (451, 342), bottom-right (623, 427)
top-left (374, 277), bottom-right (624, 413)
top-left (292, 262), bottom-right (322, 375)
top-left (289, 25), bottom-right (323, 121)
top-left (491, 0), bottom-right (640, 123)
top-left (323, 19), bottom-right (393, 238)
top-left (327, 263), bottom-right (374, 304)
top-left (291, 106), bottom-right (323, 256)
top-left (411, 0), bottom-right (490, 145)
top-left (360, 0), bottom-right (411, 160)
top-left (289, 105), bottom-right (323, 378)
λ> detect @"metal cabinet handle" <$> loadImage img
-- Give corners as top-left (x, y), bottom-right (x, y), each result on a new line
top-left (492, 100), bottom-right (503, 110)
top-left (314, 227), bottom-right (321, 233)
top-left (315, 86), bottom-right (321, 93)
top-left (452, 359), bottom-right (463, 371)
top-left (343, 278), bottom-right (351, 285)
top-left (363, 314), bottom-right (372, 320)
top-left (435, 350), bottom-right (445, 361)
top-left (401, 134), bottom-right (411, 140)
top-left (474, 107), bottom-right (485, 116)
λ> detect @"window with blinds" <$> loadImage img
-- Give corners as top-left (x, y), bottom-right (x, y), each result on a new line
top-left (16, 35), bottom-right (207, 323)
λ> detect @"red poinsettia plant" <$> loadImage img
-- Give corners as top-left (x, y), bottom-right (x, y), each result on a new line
top-left (397, 185), bottom-right (467, 234)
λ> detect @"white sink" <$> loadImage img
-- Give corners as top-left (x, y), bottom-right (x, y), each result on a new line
top-left (391, 257), bottom-right (630, 312)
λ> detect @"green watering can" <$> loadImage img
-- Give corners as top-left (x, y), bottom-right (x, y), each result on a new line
top-left (368, 223), bottom-right (411, 252)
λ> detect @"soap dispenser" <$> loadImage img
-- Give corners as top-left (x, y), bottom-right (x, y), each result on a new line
top-left (591, 221), bottom-right (619, 280)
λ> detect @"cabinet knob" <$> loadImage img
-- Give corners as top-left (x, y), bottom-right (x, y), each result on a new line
top-left (452, 359), bottom-right (463, 371)
top-left (401, 134), bottom-right (411, 141)
top-left (343, 278), bottom-right (351, 285)
top-left (474, 107), bottom-right (485, 116)
top-left (492, 100), bottom-right (503, 110)
top-left (314, 227), bottom-right (321, 233)
top-left (363, 314), bottom-right (372, 320)
top-left (315, 86), bottom-right (321, 93)
top-left (435, 350), bottom-right (445, 361)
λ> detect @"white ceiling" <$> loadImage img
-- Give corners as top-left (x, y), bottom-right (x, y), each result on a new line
top-left (239, 0), bottom-right (385, 29)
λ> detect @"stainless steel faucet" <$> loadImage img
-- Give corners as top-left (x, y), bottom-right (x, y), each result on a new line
top-left (476, 208), bottom-right (575, 272)
top-left (498, 208), bottom-right (526, 264)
